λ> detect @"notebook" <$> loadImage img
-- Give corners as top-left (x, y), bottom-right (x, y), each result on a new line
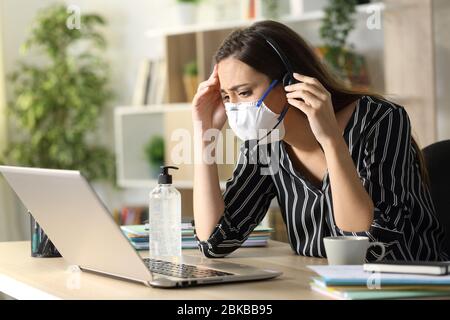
top-left (308, 265), bottom-right (450, 299)
top-left (364, 261), bottom-right (450, 276)
top-left (310, 278), bottom-right (450, 300)
top-left (308, 265), bottom-right (450, 286)
top-left (120, 224), bottom-right (273, 251)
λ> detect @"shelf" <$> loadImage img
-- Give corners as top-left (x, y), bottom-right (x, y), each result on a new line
top-left (114, 104), bottom-right (237, 191)
top-left (117, 178), bottom-right (228, 190)
top-left (146, 2), bottom-right (385, 38)
top-left (115, 103), bottom-right (191, 115)
top-left (116, 1), bottom-right (389, 191)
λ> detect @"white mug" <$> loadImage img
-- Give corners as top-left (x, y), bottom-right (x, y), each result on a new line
top-left (323, 236), bottom-right (386, 265)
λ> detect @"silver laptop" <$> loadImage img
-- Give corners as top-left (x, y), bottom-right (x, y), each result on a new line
top-left (0, 165), bottom-right (282, 288)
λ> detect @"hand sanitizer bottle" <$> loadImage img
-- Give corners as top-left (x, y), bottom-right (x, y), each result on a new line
top-left (149, 166), bottom-right (182, 261)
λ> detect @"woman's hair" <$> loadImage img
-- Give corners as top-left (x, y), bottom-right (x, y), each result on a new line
top-left (214, 20), bottom-right (430, 186)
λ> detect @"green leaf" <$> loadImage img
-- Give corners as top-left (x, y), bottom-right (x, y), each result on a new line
top-left (1, 4), bottom-right (115, 184)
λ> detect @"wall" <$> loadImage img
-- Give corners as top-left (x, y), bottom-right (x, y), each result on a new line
top-left (0, 0), bottom-right (21, 242)
top-left (1, 0), bottom-right (446, 241)
top-left (0, 0), bottom-right (169, 240)
top-left (0, 0), bottom-right (387, 240)
top-left (433, 0), bottom-right (450, 141)
top-left (291, 7), bottom-right (385, 93)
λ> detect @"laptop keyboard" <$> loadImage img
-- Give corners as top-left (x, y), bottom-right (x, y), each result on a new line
top-left (143, 258), bottom-right (234, 279)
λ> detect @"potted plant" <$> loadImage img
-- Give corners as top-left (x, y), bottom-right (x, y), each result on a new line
top-left (1, 4), bottom-right (115, 183)
top-left (318, 0), bottom-right (370, 89)
top-left (0, 4), bottom-right (115, 257)
top-left (260, 0), bottom-right (280, 19)
top-left (176, 0), bottom-right (201, 25)
top-left (182, 60), bottom-right (199, 102)
top-left (144, 135), bottom-right (165, 178)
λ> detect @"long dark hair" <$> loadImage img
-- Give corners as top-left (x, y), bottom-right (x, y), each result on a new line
top-left (214, 20), bottom-right (430, 186)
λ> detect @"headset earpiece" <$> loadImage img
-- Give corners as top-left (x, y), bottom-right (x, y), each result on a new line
top-left (283, 73), bottom-right (297, 87)
top-left (283, 73), bottom-right (303, 101)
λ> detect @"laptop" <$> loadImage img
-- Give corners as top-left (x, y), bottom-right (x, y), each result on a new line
top-left (0, 165), bottom-right (282, 288)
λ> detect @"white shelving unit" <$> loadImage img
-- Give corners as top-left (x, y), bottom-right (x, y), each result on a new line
top-left (115, 2), bottom-right (388, 192)
top-left (146, 2), bottom-right (386, 38)
top-left (114, 103), bottom-right (233, 190)
top-left (115, 103), bottom-right (188, 189)
top-left (114, 0), bottom-right (438, 221)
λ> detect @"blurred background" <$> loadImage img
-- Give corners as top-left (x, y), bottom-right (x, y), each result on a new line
top-left (0, 0), bottom-right (449, 243)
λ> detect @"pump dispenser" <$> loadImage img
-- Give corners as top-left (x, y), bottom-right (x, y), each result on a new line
top-left (149, 166), bottom-right (181, 260)
top-left (157, 166), bottom-right (177, 184)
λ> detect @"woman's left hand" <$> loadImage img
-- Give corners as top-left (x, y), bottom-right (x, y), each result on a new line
top-left (285, 73), bottom-right (341, 147)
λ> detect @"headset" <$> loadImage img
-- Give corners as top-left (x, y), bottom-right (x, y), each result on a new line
top-left (257, 33), bottom-right (299, 87)
top-left (258, 33), bottom-right (325, 153)
top-left (252, 33), bottom-right (301, 144)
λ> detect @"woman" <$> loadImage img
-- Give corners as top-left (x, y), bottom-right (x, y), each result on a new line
top-left (191, 20), bottom-right (447, 262)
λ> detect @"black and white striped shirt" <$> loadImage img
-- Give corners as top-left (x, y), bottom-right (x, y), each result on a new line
top-left (195, 95), bottom-right (448, 262)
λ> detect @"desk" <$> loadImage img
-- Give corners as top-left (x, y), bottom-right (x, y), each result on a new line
top-left (0, 240), bottom-right (328, 300)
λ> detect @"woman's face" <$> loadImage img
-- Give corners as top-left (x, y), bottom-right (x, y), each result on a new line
top-left (217, 57), bottom-right (287, 114)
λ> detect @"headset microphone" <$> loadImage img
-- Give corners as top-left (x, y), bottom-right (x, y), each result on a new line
top-left (254, 33), bottom-right (303, 144)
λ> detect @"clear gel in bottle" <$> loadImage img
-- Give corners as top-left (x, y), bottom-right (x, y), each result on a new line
top-left (149, 166), bottom-right (181, 261)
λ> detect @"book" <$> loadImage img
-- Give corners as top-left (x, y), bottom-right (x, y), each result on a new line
top-left (308, 265), bottom-right (450, 286)
top-left (147, 59), bottom-right (158, 105)
top-left (120, 224), bottom-right (273, 251)
top-left (311, 277), bottom-right (450, 292)
top-left (145, 58), bottom-right (167, 105)
top-left (155, 59), bottom-right (167, 104)
top-left (129, 239), bottom-right (270, 251)
top-left (121, 224), bottom-right (272, 237)
top-left (308, 266), bottom-right (450, 300)
top-left (363, 261), bottom-right (450, 276)
top-left (310, 280), bottom-right (450, 300)
top-left (121, 224), bottom-right (194, 238)
top-left (116, 206), bottom-right (148, 226)
top-left (132, 59), bottom-right (152, 106)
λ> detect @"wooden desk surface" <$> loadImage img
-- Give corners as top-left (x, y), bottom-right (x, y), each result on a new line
top-left (0, 240), bottom-right (328, 300)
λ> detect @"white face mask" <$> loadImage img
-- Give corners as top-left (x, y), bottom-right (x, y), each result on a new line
top-left (224, 80), bottom-right (288, 144)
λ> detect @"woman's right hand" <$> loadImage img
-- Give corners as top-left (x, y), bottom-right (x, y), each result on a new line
top-left (191, 64), bottom-right (227, 131)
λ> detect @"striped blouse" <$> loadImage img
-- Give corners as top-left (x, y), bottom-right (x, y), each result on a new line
top-left (195, 95), bottom-right (448, 262)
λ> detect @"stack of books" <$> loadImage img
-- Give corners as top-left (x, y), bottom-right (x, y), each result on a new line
top-left (132, 58), bottom-right (167, 106)
top-left (308, 265), bottom-right (450, 300)
top-left (120, 223), bottom-right (273, 251)
top-left (113, 206), bottom-right (148, 226)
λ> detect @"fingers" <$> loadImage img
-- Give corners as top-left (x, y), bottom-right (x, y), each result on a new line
top-left (193, 81), bottom-right (220, 106)
top-left (198, 78), bottom-right (217, 91)
top-left (285, 73), bottom-right (330, 113)
top-left (198, 65), bottom-right (220, 91)
top-left (285, 74), bottom-right (330, 108)
top-left (207, 64), bottom-right (219, 81)
top-left (285, 73), bottom-right (325, 92)
top-left (297, 90), bottom-right (322, 107)
top-left (192, 66), bottom-right (221, 106)
top-left (287, 98), bottom-right (311, 116)
top-left (286, 83), bottom-right (328, 102)
top-left (199, 85), bottom-right (210, 95)
top-left (293, 73), bottom-right (324, 89)
top-left (193, 86), bottom-right (210, 104)
top-left (284, 82), bottom-right (302, 93)
top-left (287, 91), bottom-right (320, 108)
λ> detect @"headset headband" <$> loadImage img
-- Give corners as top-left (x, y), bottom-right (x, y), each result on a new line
top-left (257, 33), bottom-right (294, 75)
